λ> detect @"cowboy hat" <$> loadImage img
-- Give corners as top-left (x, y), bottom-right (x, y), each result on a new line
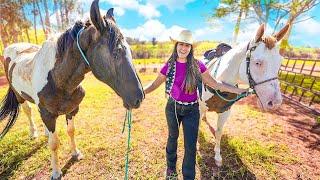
top-left (170, 30), bottom-right (194, 45)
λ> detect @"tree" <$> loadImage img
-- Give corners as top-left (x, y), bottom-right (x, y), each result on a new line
top-left (279, 0), bottom-right (319, 49)
top-left (35, 0), bottom-right (47, 39)
top-left (152, 37), bottom-right (157, 46)
top-left (212, 0), bottom-right (319, 46)
top-left (43, 0), bottom-right (51, 35)
top-left (212, 0), bottom-right (252, 45)
top-left (0, 0), bottom-right (29, 47)
top-left (32, 0), bottom-right (39, 43)
top-left (54, 0), bottom-right (62, 30)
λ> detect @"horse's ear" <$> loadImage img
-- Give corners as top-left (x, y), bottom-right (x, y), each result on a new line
top-left (106, 8), bottom-right (116, 23)
top-left (274, 24), bottom-right (290, 41)
top-left (255, 24), bottom-right (265, 43)
top-left (90, 0), bottom-right (105, 33)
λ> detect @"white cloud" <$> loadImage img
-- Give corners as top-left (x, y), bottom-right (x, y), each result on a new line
top-left (137, 3), bottom-right (160, 19)
top-left (114, 7), bottom-right (125, 16)
top-left (102, 0), bottom-right (160, 19)
top-left (121, 19), bottom-right (185, 41)
top-left (147, 0), bottom-right (196, 10)
top-left (121, 19), bottom-right (225, 42)
top-left (295, 18), bottom-right (320, 35)
top-left (194, 26), bottom-right (223, 41)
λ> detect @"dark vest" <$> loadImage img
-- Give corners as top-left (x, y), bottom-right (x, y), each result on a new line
top-left (165, 61), bottom-right (202, 105)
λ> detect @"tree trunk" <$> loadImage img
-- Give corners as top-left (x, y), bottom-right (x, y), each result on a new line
top-left (0, 25), bottom-right (9, 48)
top-left (32, 0), bottom-right (38, 44)
top-left (59, 0), bottom-right (65, 30)
top-left (64, 0), bottom-right (69, 27)
top-left (19, 0), bottom-right (31, 42)
top-left (232, 9), bottom-right (243, 46)
top-left (54, 0), bottom-right (61, 30)
top-left (43, 0), bottom-right (51, 35)
top-left (35, 0), bottom-right (47, 39)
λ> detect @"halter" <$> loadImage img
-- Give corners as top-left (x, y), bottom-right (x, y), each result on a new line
top-left (245, 41), bottom-right (279, 108)
top-left (76, 27), bottom-right (90, 67)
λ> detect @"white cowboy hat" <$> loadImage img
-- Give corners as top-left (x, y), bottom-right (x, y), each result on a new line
top-left (170, 30), bottom-right (194, 45)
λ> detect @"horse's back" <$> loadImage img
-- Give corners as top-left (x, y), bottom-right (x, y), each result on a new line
top-left (4, 43), bottom-right (41, 61)
top-left (3, 41), bottom-right (57, 105)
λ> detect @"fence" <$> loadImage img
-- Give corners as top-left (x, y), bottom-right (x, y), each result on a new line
top-left (278, 57), bottom-right (320, 115)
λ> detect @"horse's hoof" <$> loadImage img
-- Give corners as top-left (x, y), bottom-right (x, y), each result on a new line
top-left (51, 172), bottom-right (62, 180)
top-left (72, 151), bottom-right (84, 161)
top-left (215, 159), bottom-right (222, 167)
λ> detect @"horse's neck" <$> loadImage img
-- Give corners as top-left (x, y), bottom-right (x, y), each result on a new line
top-left (51, 45), bottom-right (89, 94)
top-left (213, 42), bottom-right (248, 85)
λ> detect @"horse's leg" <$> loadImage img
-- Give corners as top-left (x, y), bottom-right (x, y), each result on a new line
top-left (197, 103), bottom-right (207, 150)
top-left (199, 103), bottom-right (207, 121)
top-left (66, 107), bottom-right (83, 160)
top-left (21, 101), bottom-right (38, 138)
top-left (214, 110), bottom-right (231, 167)
top-left (39, 106), bottom-right (61, 180)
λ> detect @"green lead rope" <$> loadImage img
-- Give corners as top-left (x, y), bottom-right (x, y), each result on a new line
top-left (122, 110), bottom-right (132, 180)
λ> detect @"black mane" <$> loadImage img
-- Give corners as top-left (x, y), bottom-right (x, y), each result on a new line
top-left (56, 21), bottom-right (85, 59)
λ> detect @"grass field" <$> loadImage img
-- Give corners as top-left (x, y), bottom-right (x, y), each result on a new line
top-left (279, 72), bottom-right (320, 103)
top-left (0, 73), bottom-right (299, 179)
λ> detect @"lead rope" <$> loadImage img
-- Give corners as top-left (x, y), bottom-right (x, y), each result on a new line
top-left (174, 100), bottom-right (179, 128)
top-left (122, 110), bottom-right (132, 180)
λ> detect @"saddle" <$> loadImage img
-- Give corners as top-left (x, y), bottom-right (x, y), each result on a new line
top-left (203, 43), bottom-right (232, 65)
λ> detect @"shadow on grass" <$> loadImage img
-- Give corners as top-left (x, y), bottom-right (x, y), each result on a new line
top-left (61, 157), bottom-right (78, 176)
top-left (0, 138), bottom-right (47, 179)
top-left (197, 130), bottom-right (256, 180)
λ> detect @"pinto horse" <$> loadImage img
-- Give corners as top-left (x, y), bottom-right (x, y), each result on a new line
top-left (0, 0), bottom-right (144, 179)
top-left (200, 23), bottom-right (290, 167)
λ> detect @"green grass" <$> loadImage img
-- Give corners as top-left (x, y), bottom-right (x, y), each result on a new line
top-left (0, 73), bottom-right (299, 179)
top-left (279, 72), bottom-right (320, 103)
top-left (282, 58), bottom-right (320, 67)
top-left (133, 58), bottom-right (164, 65)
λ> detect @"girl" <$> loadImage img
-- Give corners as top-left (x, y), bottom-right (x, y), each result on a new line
top-left (144, 30), bottom-right (246, 180)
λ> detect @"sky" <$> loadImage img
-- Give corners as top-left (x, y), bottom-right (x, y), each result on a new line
top-left (51, 0), bottom-right (320, 47)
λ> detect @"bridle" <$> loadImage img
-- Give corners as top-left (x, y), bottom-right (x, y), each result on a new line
top-left (245, 42), bottom-right (278, 90)
top-left (245, 42), bottom-right (278, 108)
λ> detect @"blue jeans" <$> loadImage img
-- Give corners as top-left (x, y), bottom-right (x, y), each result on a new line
top-left (165, 98), bottom-right (200, 180)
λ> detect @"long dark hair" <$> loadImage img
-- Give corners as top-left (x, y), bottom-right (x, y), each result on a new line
top-left (168, 42), bottom-right (201, 94)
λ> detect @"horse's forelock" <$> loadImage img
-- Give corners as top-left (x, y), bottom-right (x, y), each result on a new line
top-left (104, 19), bottom-right (123, 56)
top-left (261, 35), bottom-right (277, 50)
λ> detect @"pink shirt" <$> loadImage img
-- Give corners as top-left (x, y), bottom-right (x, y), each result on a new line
top-left (160, 60), bottom-right (207, 102)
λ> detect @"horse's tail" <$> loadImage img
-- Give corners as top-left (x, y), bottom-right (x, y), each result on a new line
top-left (0, 88), bottom-right (20, 139)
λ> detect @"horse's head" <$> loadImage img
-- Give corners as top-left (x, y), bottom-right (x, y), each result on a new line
top-left (82, 0), bottom-right (144, 109)
top-left (239, 24), bottom-right (289, 110)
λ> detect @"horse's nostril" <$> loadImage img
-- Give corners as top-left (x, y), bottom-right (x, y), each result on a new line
top-left (267, 101), bottom-right (273, 107)
top-left (134, 99), bottom-right (141, 106)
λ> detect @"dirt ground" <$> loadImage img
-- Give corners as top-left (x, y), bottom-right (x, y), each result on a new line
top-left (235, 96), bottom-right (320, 179)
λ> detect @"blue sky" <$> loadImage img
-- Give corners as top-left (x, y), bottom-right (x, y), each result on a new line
top-left (60, 0), bottom-right (320, 47)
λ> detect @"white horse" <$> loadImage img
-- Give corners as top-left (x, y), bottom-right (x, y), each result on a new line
top-left (199, 23), bottom-right (290, 167)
